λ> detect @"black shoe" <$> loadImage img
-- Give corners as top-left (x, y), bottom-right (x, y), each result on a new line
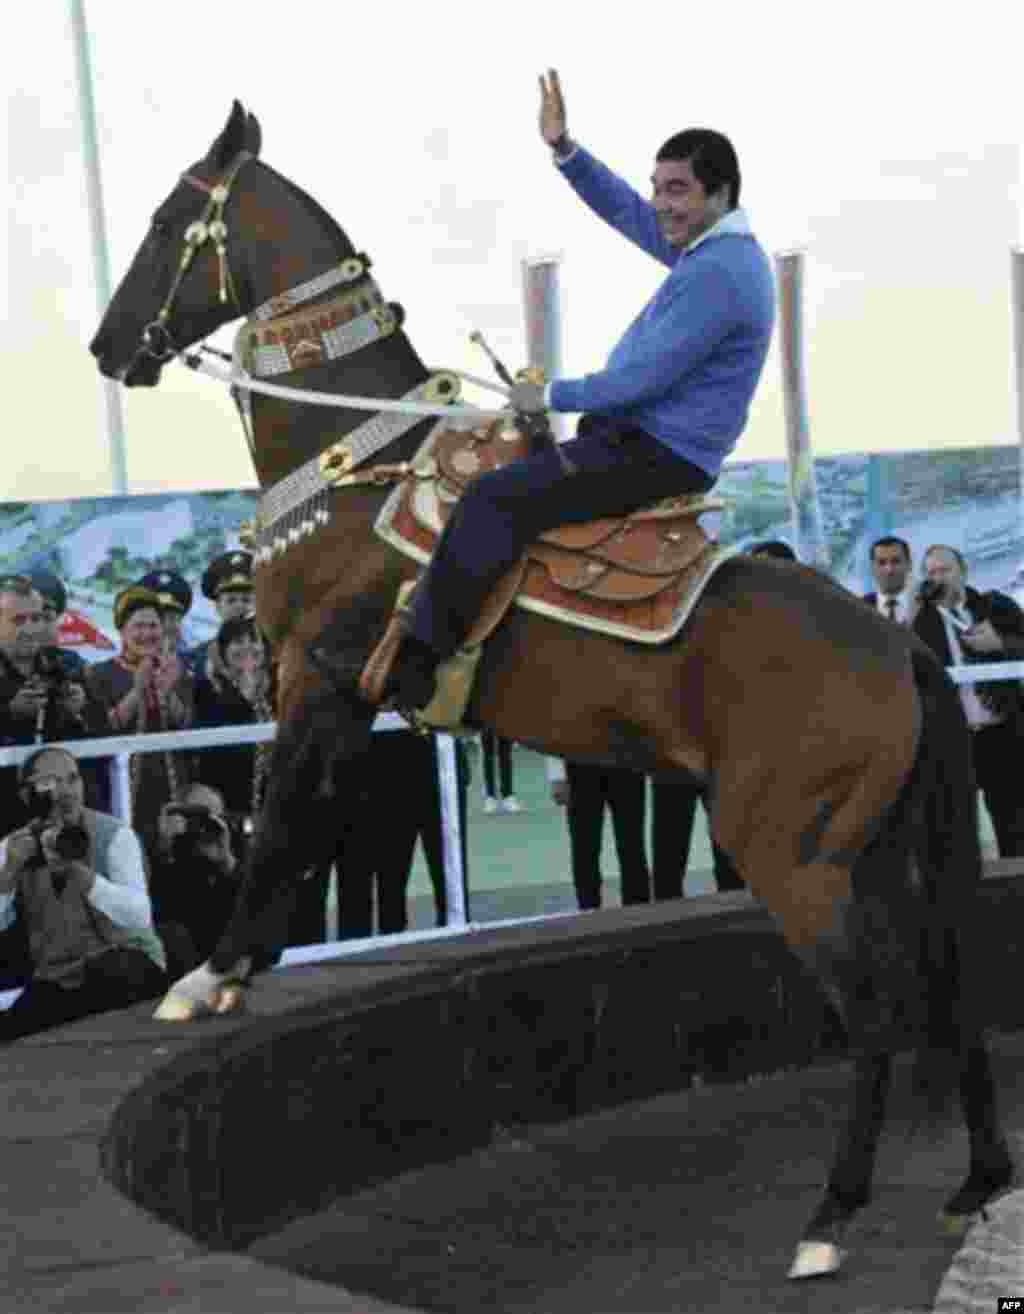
top-left (384, 636), bottom-right (440, 709)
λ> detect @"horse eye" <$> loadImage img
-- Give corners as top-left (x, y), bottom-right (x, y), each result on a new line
top-left (150, 219), bottom-right (171, 241)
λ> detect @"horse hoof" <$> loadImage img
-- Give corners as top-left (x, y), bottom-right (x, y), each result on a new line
top-left (787, 1240), bottom-right (845, 1280)
top-left (153, 990), bottom-right (205, 1021)
top-left (153, 959), bottom-right (250, 1022)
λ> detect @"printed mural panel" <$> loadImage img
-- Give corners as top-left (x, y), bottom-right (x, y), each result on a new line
top-left (1, 442), bottom-right (1021, 674)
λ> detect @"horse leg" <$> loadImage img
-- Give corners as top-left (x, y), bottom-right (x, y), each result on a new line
top-left (940, 1037), bottom-right (1016, 1233)
top-left (788, 780), bottom-right (936, 1279)
top-left (789, 1052), bottom-right (893, 1279)
top-left (156, 649), bottom-right (376, 1019)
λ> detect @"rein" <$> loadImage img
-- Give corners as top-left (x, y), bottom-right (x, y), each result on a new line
top-left (144, 154), bottom-right (529, 565)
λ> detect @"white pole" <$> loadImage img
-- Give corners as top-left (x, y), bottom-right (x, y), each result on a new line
top-left (68, 0), bottom-right (128, 495)
top-left (775, 249), bottom-right (830, 570)
top-left (434, 734), bottom-right (467, 926)
top-left (522, 255), bottom-right (567, 440)
top-left (1012, 249), bottom-right (1024, 552)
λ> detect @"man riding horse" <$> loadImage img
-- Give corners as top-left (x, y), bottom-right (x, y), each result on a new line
top-left (377, 69), bottom-right (776, 708)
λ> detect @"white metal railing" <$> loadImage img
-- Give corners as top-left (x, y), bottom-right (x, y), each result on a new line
top-left (2, 659), bottom-right (1021, 1013)
top-left (0, 713), bottom-right (466, 924)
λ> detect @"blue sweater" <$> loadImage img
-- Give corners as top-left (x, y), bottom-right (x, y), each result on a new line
top-left (550, 146), bottom-right (776, 477)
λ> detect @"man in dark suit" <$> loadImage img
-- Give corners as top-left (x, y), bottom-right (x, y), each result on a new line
top-left (863, 536), bottom-right (913, 623)
top-left (912, 543), bottom-right (1024, 857)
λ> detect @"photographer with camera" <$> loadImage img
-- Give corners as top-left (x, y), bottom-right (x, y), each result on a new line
top-left (0, 576), bottom-right (110, 837)
top-left (147, 783), bottom-right (242, 968)
top-left (0, 746), bottom-right (166, 1043)
top-left (912, 543), bottom-right (1024, 857)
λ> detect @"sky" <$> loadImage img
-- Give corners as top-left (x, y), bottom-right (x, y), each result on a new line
top-left (5, 1), bottom-right (1023, 503)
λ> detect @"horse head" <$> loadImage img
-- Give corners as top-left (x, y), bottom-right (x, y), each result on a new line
top-left (89, 100), bottom-right (358, 388)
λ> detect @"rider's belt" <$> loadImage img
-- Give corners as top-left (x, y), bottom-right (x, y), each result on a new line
top-left (243, 282), bottom-right (395, 377)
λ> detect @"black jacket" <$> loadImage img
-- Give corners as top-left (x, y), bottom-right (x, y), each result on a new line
top-left (912, 587), bottom-right (1024, 723)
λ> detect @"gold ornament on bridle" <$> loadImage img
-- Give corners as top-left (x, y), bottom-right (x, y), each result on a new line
top-left (141, 151), bottom-right (253, 359)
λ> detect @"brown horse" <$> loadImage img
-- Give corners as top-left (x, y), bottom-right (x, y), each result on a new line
top-left (90, 102), bottom-right (1013, 1279)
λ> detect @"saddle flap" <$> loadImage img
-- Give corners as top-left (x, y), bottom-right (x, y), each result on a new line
top-left (527, 545), bottom-right (671, 601)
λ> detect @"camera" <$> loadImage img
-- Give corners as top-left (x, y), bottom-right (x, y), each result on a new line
top-left (918, 579), bottom-right (942, 604)
top-left (33, 646), bottom-right (67, 686)
top-left (24, 783), bottom-right (90, 865)
top-left (166, 804), bottom-right (226, 843)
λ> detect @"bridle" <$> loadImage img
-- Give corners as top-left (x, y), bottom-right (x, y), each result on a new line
top-left (137, 150), bottom-right (254, 364)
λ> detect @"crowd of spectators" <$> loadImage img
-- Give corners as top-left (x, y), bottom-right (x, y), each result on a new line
top-left (2, 530), bottom-right (1021, 1042)
top-left (0, 552), bottom-right (268, 1037)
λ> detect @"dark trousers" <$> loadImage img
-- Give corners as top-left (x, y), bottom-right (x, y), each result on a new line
top-left (337, 732), bottom-right (470, 937)
top-left (0, 948), bottom-right (166, 1044)
top-left (481, 731), bottom-right (514, 798)
top-left (409, 417), bottom-right (713, 657)
top-left (565, 762), bottom-right (650, 909)
top-left (288, 864), bottom-right (333, 948)
top-left (973, 720), bottom-right (1024, 857)
top-left (651, 779), bottom-right (745, 898)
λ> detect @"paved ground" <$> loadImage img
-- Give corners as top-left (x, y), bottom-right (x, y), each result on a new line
top-left (250, 1031), bottom-right (1024, 1314)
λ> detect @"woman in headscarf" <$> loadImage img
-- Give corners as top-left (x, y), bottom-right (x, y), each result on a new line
top-left (86, 585), bottom-right (194, 849)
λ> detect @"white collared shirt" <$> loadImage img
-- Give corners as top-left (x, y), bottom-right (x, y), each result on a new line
top-left (876, 591), bottom-right (910, 623)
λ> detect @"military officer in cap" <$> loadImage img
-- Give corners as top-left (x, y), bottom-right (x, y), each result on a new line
top-left (136, 569), bottom-right (195, 672)
top-left (202, 552), bottom-right (255, 622)
top-left (192, 552), bottom-right (255, 679)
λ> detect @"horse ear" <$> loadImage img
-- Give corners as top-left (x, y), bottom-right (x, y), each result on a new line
top-left (209, 100), bottom-right (249, 169)
top-left (245, 112), bottom-right (262, 158)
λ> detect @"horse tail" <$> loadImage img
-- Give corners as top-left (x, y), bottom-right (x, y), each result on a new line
top-left (907, 642), bottom-right (981, 1116)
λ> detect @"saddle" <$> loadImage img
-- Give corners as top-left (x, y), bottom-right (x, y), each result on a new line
top-left (369, 418), bottom-right (737, 725)
top-left (379, 418), bottom-right (734, 632)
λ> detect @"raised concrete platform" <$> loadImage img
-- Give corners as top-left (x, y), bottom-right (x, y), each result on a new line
top-left (3, 871), bottom-right (1022, 1312)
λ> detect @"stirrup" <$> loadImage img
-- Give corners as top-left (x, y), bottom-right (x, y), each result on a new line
top-left (412, 642), bottom-right (484, 733)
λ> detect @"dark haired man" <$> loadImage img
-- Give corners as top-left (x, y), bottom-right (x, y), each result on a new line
top-left (912, 544), bottom-right (1024, 857)
top-left (148, 782), bottom-right (241, 969)
top-left (865, 537), bottom-right (912, 622)
top-left (0, 746), bottom-right (166, 1042)
top-left (0, 577), bottom-right (109, 836)
top-left (378, 70), bottom-right (775, 707)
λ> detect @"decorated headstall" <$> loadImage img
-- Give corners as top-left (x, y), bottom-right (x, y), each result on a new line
top-left (139, 150), bottom-right (254, 362)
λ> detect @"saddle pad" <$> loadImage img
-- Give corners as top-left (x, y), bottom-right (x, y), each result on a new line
top-left (374, 420), bottom-right (737, 645)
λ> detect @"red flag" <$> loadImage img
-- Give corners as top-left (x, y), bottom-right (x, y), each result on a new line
top-left (58, 609), bottom-right (116, 651)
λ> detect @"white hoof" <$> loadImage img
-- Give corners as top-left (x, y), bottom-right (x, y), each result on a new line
top-left (787, 1240), bottom-right (845, 1280)
top-left (153, 958), bottom-right (251, 1022)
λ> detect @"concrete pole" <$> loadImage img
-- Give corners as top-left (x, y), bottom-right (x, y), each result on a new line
top-left (522, 255), bottom-right (566, 441)
top-left (775, 250), bottom-right (830, 570)
top-left (1012, 249), bottom-right (1024, 551)
top-left (68, 0), bottom-right (128, 494)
